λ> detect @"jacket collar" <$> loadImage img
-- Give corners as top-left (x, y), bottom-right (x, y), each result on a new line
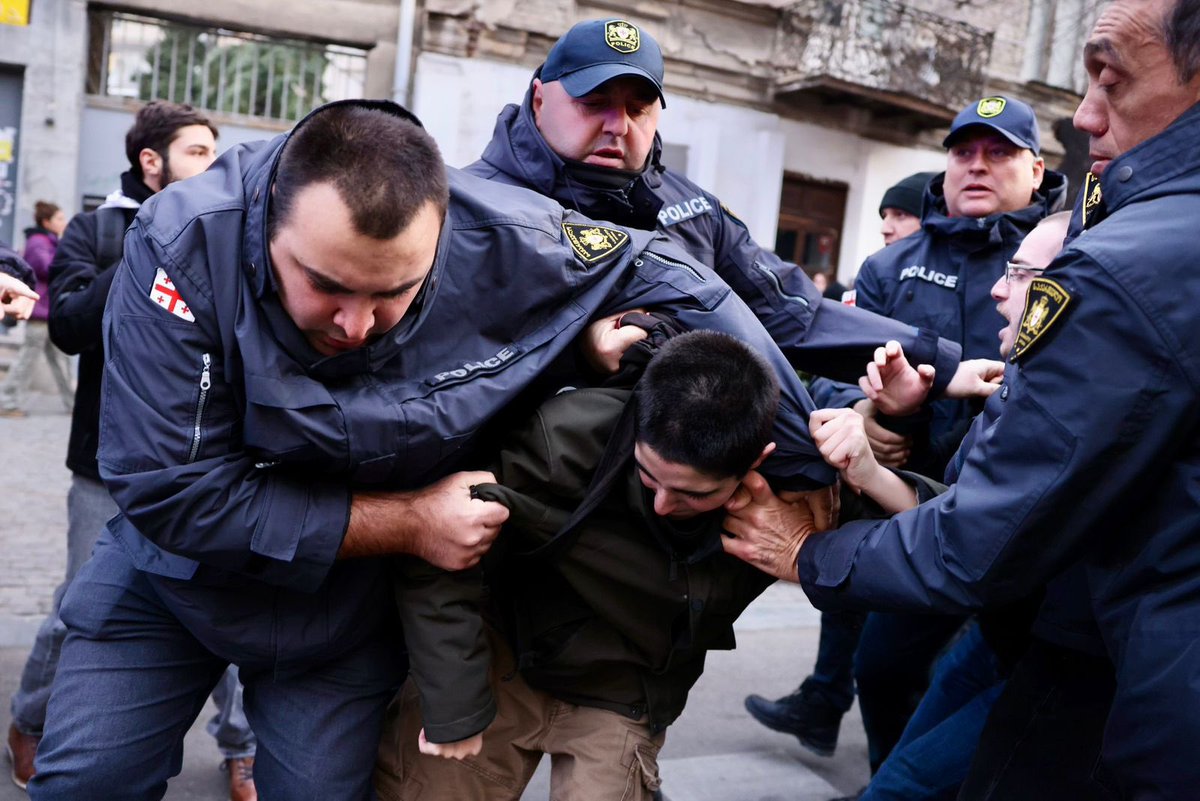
top-left (1096, 99), bottom-right (1200, 216)
top-left (919, 168), bottom-right (1069, 248)
top-left (478, 81), bottom-right (665, 225)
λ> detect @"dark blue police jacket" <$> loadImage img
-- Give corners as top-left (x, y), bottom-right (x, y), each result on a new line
top-left (811, 169), bottom-right (1068, 446)
top-left (466, 86), bottom-right (963, 390)
top-left (0, 242), bottom-right (34, 288)
top-left (95, 101), bottom-right (834, 681)
top-left (798, 101), bottom-right (1200, 799)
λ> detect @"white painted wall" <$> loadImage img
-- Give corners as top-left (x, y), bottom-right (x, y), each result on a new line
top-left (413, 52), bottom-right (946, 283)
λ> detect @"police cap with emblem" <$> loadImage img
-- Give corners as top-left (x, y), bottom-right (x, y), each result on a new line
top-left (943, 95), bottom-right (1040, 155)
top-left (541, 19), bottom-right (666, 107)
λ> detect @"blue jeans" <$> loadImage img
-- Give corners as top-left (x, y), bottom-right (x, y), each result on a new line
top-left (854, 611), bottom-right (967, 773)
top-left (28, 533), bottom-right (406, 801)
top-left (9, 476), bottom-right (255, 758)
top-left (862, 623), bottom-right (1005, 801)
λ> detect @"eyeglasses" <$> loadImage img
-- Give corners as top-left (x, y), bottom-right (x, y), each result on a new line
top-left (1004, 262), bottom-right (1047, 283)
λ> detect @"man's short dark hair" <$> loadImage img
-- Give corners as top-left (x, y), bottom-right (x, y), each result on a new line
top-left (635, 330), bottom-right (780, 479)
top-left (125, 101), bottom-right (218, 179)
top-left (1165, 0), bottom-right (1200, 82)
top-left (269, 104), bottom-right (449, 241)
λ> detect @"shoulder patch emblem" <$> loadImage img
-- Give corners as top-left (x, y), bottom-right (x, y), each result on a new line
top-left (605, 20), bottom-right (640, 53)
top-left (1081, 171), bottom-right (1105, 229)
top-left (149, 267), bottom-right (195, 323)
top-left (720, 203), bottom-right (747, 230)
top-left (563, 223), bottom-right (630, 264)
top-left (977, 97), bottom-right (1006, 118)
top-left (1010, 277), bottom-right (1071, 362)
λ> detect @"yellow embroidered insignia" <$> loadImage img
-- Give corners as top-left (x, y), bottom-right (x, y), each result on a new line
top-left (1081, 171), bottom-right (1104, 229)
top-left (976, 97), bottom-right (1007, 118)
top-left (563, 223), bottom-right (630, 264)
top-left (1010, 277), bottom-right (1072, 362)
top-left (605, 20), bottom-right (640, 54)
top-left (720, 203), bottom-right (747, 229)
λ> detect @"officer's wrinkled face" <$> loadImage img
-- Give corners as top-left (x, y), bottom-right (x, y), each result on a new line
top-left (633, 441), bottom-right (745, 520)
top-left (269, 182), bottom-right (439, 357)
top-left (943, 130), bottom-right (1045, 219)
top-left (880, 207), bottom-right (921, 245)
top-left (990, 216), bottom-right (1068, 359)
top-left (532, 76), bottom-right (661, 171)
top-left (1074, 0), bottom-right (1200, 177)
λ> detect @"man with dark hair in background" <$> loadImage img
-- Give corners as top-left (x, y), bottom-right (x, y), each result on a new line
top-left (28, 99), bottom-right (841, 800)
top-left (6, 101), bottom-right (261, 801)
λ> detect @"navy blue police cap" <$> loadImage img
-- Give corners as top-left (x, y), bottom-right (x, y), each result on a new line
top-left (541, 19), bottom-right (666, 107)
top-left (943, 96), bottom-right (1040, 155)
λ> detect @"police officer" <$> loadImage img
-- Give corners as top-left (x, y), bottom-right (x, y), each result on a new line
top-left (750, 96), bottom-right (1066, 780)
top-left (4, 102), bottom-right (262, 801)
top-left (724, 0), bottom-right (1200, 795)
top-left (28, 100), bottom-right (840, 800)
top-left (465, 19), bottom-right (1013, 400)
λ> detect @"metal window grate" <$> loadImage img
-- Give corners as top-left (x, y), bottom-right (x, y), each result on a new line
top-left (90, 10), bottom-right (368, 123)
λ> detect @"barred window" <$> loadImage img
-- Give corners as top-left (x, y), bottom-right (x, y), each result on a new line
top-left (87, 9), bottom-right (369, 123)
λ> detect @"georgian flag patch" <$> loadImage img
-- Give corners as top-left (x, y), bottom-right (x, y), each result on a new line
top-left (149, 267), bottom-right (195, 323)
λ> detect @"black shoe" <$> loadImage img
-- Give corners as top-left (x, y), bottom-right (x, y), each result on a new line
top-left (743, 680), bottom-right (844, 757)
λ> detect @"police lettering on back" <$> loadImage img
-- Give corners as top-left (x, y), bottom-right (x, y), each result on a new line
top-left (898, 264), bottom-right (958, 289)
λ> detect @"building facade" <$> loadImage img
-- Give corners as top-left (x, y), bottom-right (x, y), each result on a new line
top-left (0, 0), bottom-right (1092, 278)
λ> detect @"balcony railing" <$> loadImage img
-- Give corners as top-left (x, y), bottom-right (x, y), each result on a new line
top-left (88, 10), bottom-right (369, 124)
top-left (773, 0), bottom-right (993, 123)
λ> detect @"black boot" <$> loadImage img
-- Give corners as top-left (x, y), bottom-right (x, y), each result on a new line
top-left (743, 679), bottom-right (845, 757)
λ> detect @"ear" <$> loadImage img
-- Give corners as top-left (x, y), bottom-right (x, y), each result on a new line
top-left (531, 78), bottom-right (545, 122)
top-left (1030, 156), bottom-right (1045, 192)
top-left (749, 441), bottom-right (776, 471)
top-left (139, 147), bottom-right (164, 191)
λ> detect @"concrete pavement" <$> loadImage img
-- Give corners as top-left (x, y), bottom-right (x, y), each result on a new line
top-left (0, 383), bottom-right (870, 800)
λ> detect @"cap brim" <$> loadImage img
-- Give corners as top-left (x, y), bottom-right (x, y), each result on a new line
top-left (942, 122), bottom-right (1037, 154)
top-left (559, 64), bottom-right (666, 107)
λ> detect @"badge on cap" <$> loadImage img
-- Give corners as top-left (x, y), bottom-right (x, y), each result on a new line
top-left (605, 20), bottom-right (640, 53)
top-left (1081, 172), bottom-right (1105, 229)
top-left (976, 97), bottom-right (1007, 118)
top-left (563, 223), bottom-right (630, 264)
top-left (1010, 277), bottom-right (1071, 362)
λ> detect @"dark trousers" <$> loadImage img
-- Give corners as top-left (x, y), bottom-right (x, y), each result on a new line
top-left (958, 638), bottom-right (1118, 801)
top-left (807, 609), bottom-right (867, 712)
top-left (29, 534), bottom-right (407, 801)
top-left (854, 611), bottom-right (967, 773)
top-left (863, 623), bottom-right (1005, 801)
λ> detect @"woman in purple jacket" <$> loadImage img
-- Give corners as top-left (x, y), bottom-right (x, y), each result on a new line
top-left (1, 201), bottom-right (73, 416)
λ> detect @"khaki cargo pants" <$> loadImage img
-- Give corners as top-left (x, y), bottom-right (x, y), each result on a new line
top-left (375, 630), bottom-right (665, 801)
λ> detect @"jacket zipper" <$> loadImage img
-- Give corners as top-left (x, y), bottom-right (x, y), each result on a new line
top-left (753, 260), bottom-right (811, 307)
top-left (187, 353), bottom-right (211, 463)
top-left (642, 250), bottom-right (704, 283)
